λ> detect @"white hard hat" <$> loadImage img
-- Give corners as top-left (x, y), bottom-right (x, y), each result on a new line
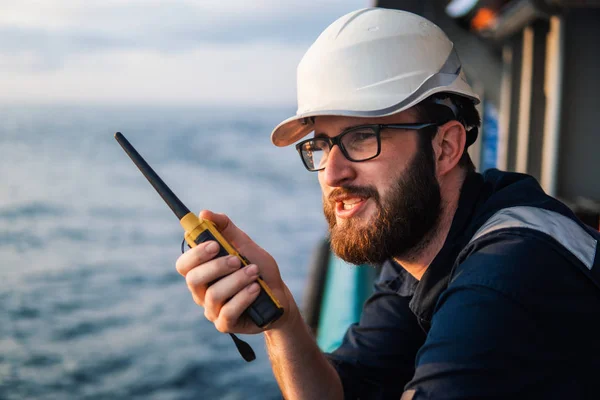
top-left (271, 7), bottom-right (480, 147)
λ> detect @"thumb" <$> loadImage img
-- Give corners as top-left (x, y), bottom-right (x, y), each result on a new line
top-left (198, 210), bottom-right (276, 270)
top-left (199, 209), bottom-right (252, 248)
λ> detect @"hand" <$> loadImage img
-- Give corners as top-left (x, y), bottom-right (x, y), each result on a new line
top-left (175, 210), bottom-right (297, 334)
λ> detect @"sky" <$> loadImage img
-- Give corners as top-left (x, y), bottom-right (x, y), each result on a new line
top-left (0, 0), bottom-right (370, 107)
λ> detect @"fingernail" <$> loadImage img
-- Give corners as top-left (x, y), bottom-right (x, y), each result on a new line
top-left (247, 283), bottom-right (260, 293)
top-left (227, 256), bottom-right (241, 268)
top-left (205, 242), bottom-right (219, 253)
top-left (244, 264), bottom-right (259, 276)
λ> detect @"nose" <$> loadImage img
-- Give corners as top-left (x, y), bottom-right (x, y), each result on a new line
top-left (319, 144), bottom-right (356, 187)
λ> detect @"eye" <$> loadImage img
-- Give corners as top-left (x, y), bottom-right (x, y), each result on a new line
top-left (353, 131), bottom-right (377, 141)
top-left (343, 129), bottom-right (377, 149)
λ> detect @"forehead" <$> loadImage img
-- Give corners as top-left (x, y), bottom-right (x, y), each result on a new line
top-left (312, 108), bottom-right (419, 137)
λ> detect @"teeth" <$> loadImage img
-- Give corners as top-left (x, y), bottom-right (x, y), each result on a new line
top-left (342, 198), bottom-right (362, 210)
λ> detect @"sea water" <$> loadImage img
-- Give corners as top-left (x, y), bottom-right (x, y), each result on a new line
top-left (0, 104), bottom-right (327, 399)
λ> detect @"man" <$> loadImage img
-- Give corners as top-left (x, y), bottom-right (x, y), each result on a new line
top-left (176, 8), bottom-right (600, 399)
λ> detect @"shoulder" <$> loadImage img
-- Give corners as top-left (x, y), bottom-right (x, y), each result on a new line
top-left (455, 205), bottom-right (597, 279)
top-left (453, 205), bottom-right (599, 290)
top-left (408, 228), bottom-right (600, 398)
top-left (448, 227), bottom-right (598, 311)
top-left (453, 230), bottom-right (560, 288)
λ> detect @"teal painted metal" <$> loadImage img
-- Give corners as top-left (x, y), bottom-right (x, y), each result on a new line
top-left (316, 257), bottom-right (378, 353)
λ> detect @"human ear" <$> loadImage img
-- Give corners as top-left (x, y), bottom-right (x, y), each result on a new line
top-left (434, 121), bottom-right (467, 176)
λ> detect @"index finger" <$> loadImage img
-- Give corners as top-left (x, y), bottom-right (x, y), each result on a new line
top-left (175, 240), bottom-right (220, 276)
top-left (197, 210), bottom-right (280, 284)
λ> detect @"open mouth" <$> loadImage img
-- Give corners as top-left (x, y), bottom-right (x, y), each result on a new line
top-left (328, 186), bottom-right (378, 220)
top-left (335, 197), bottom-right (369, 218)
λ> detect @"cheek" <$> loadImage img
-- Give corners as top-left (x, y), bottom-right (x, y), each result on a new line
top-left (373, 177), bottom-right (396, 204)
top-left (375, 142), bottom-right (418, 188)
top-left (369, 162), bottom-right (404, 197)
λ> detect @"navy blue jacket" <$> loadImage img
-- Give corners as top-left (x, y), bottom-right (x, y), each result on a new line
top-left (326, 169), bottom-right (600, 399)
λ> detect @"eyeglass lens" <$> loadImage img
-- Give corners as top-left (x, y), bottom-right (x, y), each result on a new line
top-left (300, 127), bottom-right (379, 170)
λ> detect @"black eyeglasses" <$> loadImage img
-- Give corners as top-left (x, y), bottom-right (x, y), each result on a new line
top-left (295, 123), bottom-right (438, 172)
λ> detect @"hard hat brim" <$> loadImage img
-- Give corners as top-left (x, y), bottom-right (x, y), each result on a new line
top-left (271, 77), bottom-right (480, 147)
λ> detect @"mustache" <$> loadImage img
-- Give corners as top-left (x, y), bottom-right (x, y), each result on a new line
top-left (327, 185), bottom-right (379, 202)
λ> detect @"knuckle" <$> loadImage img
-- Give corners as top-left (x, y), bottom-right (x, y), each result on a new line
top-left (192, 293), bottom-right (204, 307)
top-left (214, 319), bottom-right (230, 333)
top-left (220, 307), bottom-right (235, 325)
top-left (185, 269), bottom-right (199, 288)
top-left (176, 254), bottom-right (191, 276)
top-left (204, 288), bottom-right (218, 309)
top-left (214, 320), bottom-right (225, 333)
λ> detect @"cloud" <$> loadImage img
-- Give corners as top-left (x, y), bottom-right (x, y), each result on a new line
top-left (0, 1), bottom-right (370, 54)
top-left (0, 0), bottom-right (369, 105)
top-left (1, 42), bottom-right (304, 106)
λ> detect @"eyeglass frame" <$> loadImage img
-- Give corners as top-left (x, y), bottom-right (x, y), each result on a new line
top-left (295, 122), bottom-right (439, 172)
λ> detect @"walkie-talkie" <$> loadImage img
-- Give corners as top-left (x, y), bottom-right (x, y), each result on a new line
top-left (115, 132), bottom-right (284, 362)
